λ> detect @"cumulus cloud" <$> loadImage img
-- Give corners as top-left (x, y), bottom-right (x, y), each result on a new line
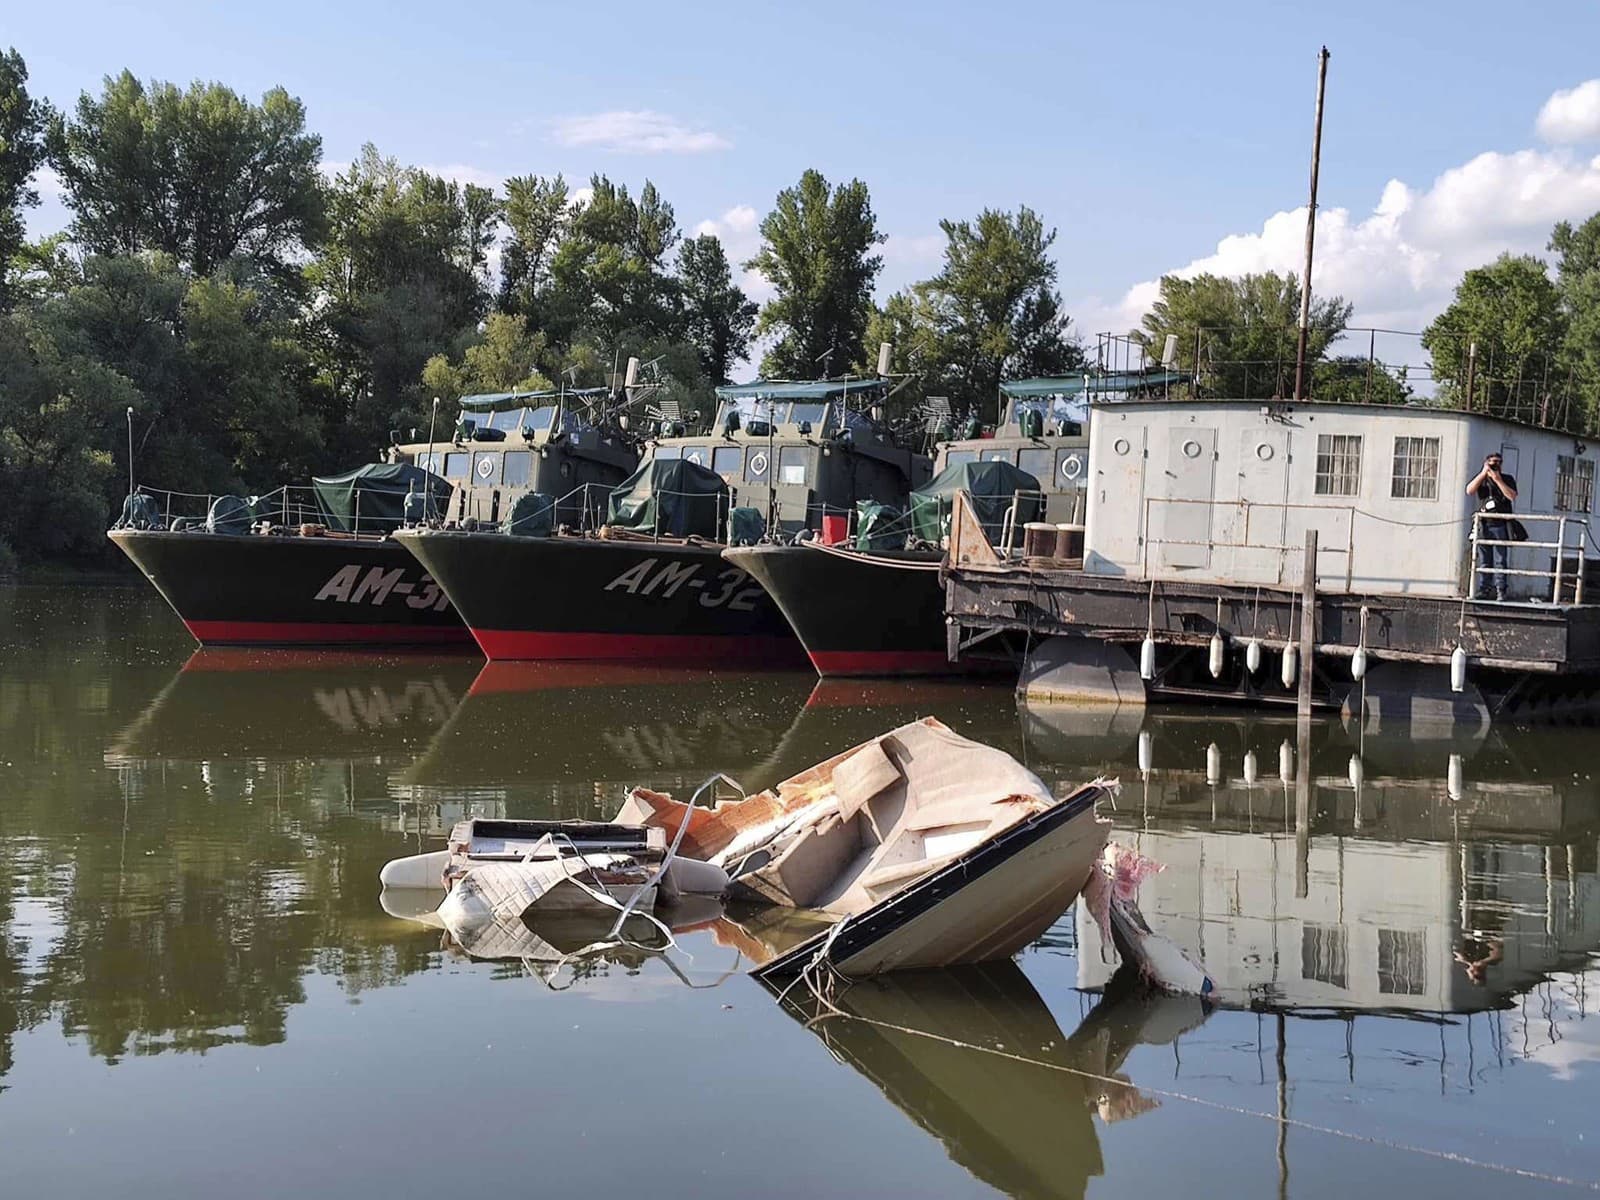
top-left (1073, 84), bottom-right (1600, 369)
top-left (1537, 79), bottom-right (1600, 144)
top-left (551, 110), bottom-right (731, 155)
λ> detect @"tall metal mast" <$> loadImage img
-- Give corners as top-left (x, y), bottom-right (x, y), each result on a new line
top-left (1292, 46), bottom-right (1330, 403)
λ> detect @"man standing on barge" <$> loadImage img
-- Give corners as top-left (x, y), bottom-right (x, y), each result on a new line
top-left (1466, 452), bottom-right (1517, 600)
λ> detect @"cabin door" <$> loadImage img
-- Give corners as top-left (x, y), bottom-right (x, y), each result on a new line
top-left (1158, 427), bottom-right (1218, 570)
top-left (1232, 427), bottom-right (1291, 583)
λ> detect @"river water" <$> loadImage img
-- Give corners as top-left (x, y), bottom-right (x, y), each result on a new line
top-left (1, 582), bottom-right (1598, 1198)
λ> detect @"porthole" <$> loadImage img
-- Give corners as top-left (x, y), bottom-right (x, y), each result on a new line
top-left (1256, 443), bottom-right (1275, 461)
top-left (1113, 438), bottom-right (1131, 456)
top-left (1182, 440), bottom-right (1202, 459)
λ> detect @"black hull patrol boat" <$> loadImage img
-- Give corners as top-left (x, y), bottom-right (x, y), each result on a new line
top-left (398, 377), bottom-right (932, 664)
top-left (109, 388), bottom-right (638, 648)
top-left (724, 373), bottom-right (1181, 677)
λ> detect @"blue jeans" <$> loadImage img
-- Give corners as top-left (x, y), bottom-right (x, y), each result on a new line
top-left (1477, 519), bottom-right (1509, 599)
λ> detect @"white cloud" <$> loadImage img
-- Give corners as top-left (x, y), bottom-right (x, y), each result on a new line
top-left (1073, 97), bottom-right (1600, 366)
top-left (420, 163), bottom-right (503, 190)
top-left (550, 110), bottom-right (731, 155)
top-left (29, 165), bottom-right (66, 202)
top-left (1537, 79), bottom-right (1600, 144)
top-left (882, 232), bottom-right (944, 266)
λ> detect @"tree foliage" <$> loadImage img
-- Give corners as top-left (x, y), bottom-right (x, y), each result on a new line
top-left (1422, 253), bottom-right (1565, 419)
top-left (677, 234), bottom-right (756, 386)
top-left (1135, 272), bottom-right (1351, 399)
top-left (0, 48), bottom-right (52, 312)
top-left (748, 169), bottom-right (882, 378)
top-left (421, 312), bottom-right (552, 400)
top-left (49, 71), bottom-right (325, 280)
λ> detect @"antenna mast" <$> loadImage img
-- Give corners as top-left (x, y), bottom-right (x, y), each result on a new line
top-left (1292, 46), bottom-right (1330, 404)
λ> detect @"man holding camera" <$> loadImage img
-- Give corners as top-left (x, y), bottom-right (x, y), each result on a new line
top-left (1466, 452), bottom-right (1518, 601)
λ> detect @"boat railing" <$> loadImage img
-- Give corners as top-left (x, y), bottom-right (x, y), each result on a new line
top-left (1468, 512), bottom-right (1590, 604)
top-left (998, 490), bottom-right (1077, 558)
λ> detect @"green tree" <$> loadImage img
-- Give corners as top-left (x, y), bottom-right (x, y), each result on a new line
top-left (49, 72), bottom-right (325, 280)
top-left (1310, 356), bottom-right (1411, 406)
top-left (545, 175), bottom-right (681, 349)
top-left (1550, 213), bottom-right (1600, 425)
top-left (499, 172), bottom-right (570, 317)
top-left (676, 233), bottom-right (756, 385)
top-left (421, 312), bottom-right (552, 399)
top-left (748, 169), bottom-right (882, 378)
top-left (307, 146), bottom-right (497, 457)
top-left (1422, 253), bottom-right (1566, 420)
top-left (0, 48), bottom-right (52, 312)
top-left (1135, 272), bottom-right (1351, 399)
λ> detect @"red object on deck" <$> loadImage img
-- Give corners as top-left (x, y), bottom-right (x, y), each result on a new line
top-left (820, 515), bottom-right (849, 546)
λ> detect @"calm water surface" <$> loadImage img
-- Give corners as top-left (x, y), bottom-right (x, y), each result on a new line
top-left (1, 583), bottom-right (1598, 1198)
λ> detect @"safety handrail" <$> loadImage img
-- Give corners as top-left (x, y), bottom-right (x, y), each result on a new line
top-left (1468, 511), bottom-right (1588, 604)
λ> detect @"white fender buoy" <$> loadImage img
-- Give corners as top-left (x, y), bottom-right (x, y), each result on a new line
top-left (1348, 754), bottom-right (1364, 790)
top-left (1245, 637), bottom-right (1262, 675)
top-left (1140, 636), bottom-right (1156, 681)
top-left (1208, 632), bottom-right (1225, 679)
top-left (1351, 645), bottom-right (1368, 681)
top-left (1450, 644), bottom-right (1467, 693)
top-left (1447, 752), bottom-right (1464, 801)
top-left (1278, 739), bottom-right (1294, 784)
top-left (1243, 750), bottom-right (1259, 786)
top-left (1280, 643), bottom-right (1298, 690)
top-left (1205, 742), bottom-right (1222, 785)
top-left (1137, 729), bottom-right (1154, 773)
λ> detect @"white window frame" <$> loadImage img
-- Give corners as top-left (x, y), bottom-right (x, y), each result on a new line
top-left (1390, 436), bottom-right (1441, 500)
top-left (1314, 434), bottom-right (1362, 497)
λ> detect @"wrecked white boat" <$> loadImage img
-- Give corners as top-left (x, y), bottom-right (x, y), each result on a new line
top-left (379, 817), bottom-right (729, 947)
top-left (621, 718), bottom-right (1113, 977)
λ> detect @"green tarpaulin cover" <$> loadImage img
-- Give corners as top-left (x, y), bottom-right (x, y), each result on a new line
top-left (909, 460), bottom-right (1042, 544)
top-left (607, 458), bottom-right (727, 538)
top-left (312, 463), bottom-right (453, 533)
top-left (854, 501), bottom-right (904, 552)
top-left (458, 387), bottom-right (606, 413)
top-left (715, 378), bottom-right (887, 402)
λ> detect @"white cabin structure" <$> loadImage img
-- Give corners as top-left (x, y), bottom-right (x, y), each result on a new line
top-left (1082, 400), bottom-right (1596, 599)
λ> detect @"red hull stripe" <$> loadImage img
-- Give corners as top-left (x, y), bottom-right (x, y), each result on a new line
top-left (472, 628), bottom-right (806, 664)
top-left (806, 649), bottom-right (960, 677)
top-left (183, 619), bottom-right (473, 647)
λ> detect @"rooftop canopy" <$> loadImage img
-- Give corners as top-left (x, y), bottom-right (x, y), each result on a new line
top-left (714, 378), bottom-right (889, 402)
top-left (457, 387), bottom-right (608, 413)
top-left (1000, 371), bottom-right (1189, 397)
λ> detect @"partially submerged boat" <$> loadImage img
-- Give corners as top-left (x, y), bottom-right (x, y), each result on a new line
top-left (380, 816), bottom-right (730, 947)
top-left (620, 718), bottom-right (1113, 977)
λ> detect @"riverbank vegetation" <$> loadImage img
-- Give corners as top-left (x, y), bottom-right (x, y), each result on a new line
top-left (2, 49), bottom-right (1596, 567)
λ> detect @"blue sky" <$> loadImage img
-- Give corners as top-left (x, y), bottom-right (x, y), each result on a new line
top-left (13, 0), bottom-right (1600, 370)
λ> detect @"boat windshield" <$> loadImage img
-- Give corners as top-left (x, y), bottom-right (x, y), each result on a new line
top-left (1006, 397), bottom-right (1086, 431)
top-left (713, 398), bottom-right (832, 432)
top-left (460, 405), bottom-right (585, 437)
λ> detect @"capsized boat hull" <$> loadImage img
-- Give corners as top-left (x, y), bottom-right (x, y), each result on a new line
top-left (755, 782), bottom-right (1108, 977)
top-left (723, 543), bottom-right (956, 677)
top-left (395, 529), bottom-right (805, 664)
top-left (109, 528), bottom-right (470, 647)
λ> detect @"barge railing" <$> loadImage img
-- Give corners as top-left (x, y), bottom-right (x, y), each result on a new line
top-left (1468, 512), bottom-right (1588, 604)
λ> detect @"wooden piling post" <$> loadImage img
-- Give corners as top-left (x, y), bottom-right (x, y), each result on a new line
top-left (1297, 530), bottom-right (1318, 718)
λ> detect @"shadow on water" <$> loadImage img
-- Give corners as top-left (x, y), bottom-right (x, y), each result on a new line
top-left (3, 583), bottom-right (1600, 1195)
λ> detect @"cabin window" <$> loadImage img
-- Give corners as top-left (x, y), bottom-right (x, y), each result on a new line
top-left (779, 446), bottom-right (808, 486)
top-left (1376, 928), bottom-right (1427, 996)
top-left (1389, 436), bottom-right (1440, 500)
top-left (1555, 455), bottom-right (1595, 512)
top-left (443, 452), bottom-right (469, 479)
top-left (1056, 449), bottom-right (1086, 483)
top-left (414, 452), bottom-right (440, 475)
top-left (683, 447), bottom-right (709, 469)
top-left (502, 451), bottom-right (531, 487)
top-left (712, 446), bottom-right (741, 476)
top-left (471, 451), bottom-right (501, 484)
top-left (1018, 448), bottom-right (1053, 483)
top-left (945, 449), bottom-right (978, 469)
top-left (1314, 434), bottom-right (1362, 496)
top-left (979, 448), bottom-right (1012, 463)
top-left (745, 446), bottom-right (771, 483)
top-left (652, 445), bottom-right (682, 461)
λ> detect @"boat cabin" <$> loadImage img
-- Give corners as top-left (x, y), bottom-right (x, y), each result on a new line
top-left (400, 388), bottom-right (638, 529)
top-left (1083, 398), bottom-right (1596, 599)
top-left (933, 374), bottom-right (1181, 526)
top-left (641, 379), bottom-right (932, 536)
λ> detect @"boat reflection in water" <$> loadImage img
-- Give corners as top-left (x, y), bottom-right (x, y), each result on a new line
top-left (769, 961), bottom-right (1208, 1200)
